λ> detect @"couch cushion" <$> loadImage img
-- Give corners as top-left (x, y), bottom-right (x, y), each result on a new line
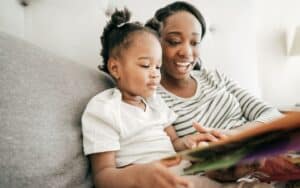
top-left (0, 32), bottom-right (114, 188)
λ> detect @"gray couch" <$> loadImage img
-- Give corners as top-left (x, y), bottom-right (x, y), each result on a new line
top-left (0, 32), bottom-right (114, 187)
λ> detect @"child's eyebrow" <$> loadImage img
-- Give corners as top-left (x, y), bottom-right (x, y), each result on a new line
top-left (137, 57), bottom-right (151, 60)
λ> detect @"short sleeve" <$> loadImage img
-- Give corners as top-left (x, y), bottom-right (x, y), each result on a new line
top-left (163, 105), bottom-right (177, 128)
top-left (148, 93), bottom-right (177, 128)
top-left (81, 96), bottom-right (120, 155)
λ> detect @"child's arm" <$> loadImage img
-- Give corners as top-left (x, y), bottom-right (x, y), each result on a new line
top-left (89, 151), bottom-right (191, 188)
top-left (165, 124), bottom-right (224, 151)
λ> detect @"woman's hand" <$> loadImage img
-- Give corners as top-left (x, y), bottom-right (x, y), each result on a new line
top-left (180, 123), bottom-right (227, 149)
top-left (135, 159), bottom-right (194, 188)
top-left (165, 122), bottom-right (227, 151)
top-left (192, 122), bottom-right (228, 140)
top-left (181, 133), bottom-right (216, 149)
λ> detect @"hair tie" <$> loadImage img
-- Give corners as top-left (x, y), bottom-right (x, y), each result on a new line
top-left (117, 22), bottom-right (128, 28)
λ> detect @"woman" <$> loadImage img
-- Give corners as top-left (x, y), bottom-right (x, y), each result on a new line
top-left (146, 0), bottom-right (283, 185)
top-left (146, 1), bottom-right (282, 139)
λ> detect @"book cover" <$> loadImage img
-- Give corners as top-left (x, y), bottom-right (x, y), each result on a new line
top-left (165, 112), bottom-right (300, 181)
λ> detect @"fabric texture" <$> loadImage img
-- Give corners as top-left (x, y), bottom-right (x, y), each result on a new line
top-left (157, 68), bottom-right (282, 137)
top-left (82, 88), bottom-right (176, 167)
top-left (0, 32), bottom-right (114, 188)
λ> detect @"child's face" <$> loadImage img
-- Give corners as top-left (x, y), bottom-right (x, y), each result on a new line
top-left (115, 32), bottom-right (162, 99)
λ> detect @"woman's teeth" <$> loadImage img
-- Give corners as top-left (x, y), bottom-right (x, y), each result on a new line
top-left (175, 62), bottom-right (191, 73)
top-left (175, 62), bottom-right (191, 66)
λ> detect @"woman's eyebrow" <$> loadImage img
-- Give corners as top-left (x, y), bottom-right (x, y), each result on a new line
top-left (166, 31), bottom-right (201, 36)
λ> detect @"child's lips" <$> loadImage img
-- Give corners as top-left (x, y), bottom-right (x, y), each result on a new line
top-left (147, 82), bottom-right (159, 89)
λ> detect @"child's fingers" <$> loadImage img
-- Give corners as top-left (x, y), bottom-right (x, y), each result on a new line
top-left (183, 136), bottom-right (197, 149)
top-left (175, 176), bottom-right (194, 188)
top-left (155, 162), bottom-right (193, 188)
top-left (192, 122), bottom-right (210, 133)
top-left (160, 156), bottom-right (182, 167)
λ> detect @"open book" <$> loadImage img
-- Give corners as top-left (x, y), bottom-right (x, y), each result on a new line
top-left (165, 112), bottom-right (300, 181)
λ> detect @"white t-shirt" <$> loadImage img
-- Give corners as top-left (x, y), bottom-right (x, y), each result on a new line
top-left (82, 88), bottom-right (177, 167)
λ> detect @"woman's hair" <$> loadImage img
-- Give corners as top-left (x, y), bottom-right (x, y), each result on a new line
top-left (146, 1), bottom-right (206, 39)
top-left (100, 8), bottom-right (158, 73)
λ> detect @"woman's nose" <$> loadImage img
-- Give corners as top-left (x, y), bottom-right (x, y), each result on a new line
top-left (178, 42), bottom-right (193, 58)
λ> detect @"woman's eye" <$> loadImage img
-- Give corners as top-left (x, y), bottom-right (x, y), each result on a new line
top-left (167, 40), bottom-right (181, 46)
top-left (156, 65), bottom-right (161, 70)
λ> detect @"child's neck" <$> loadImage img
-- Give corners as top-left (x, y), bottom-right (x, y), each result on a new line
top-left (122, 94), bottom-right (146, 111)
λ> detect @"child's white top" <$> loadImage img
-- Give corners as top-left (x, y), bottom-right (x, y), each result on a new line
top-left (82, 88), bottom-right (177, 167)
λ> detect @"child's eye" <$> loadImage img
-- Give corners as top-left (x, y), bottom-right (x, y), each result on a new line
top-left (140, 64), bottom-right (150, 68)
top-left (156, 65), bottom-right (161, 70)
top-left (191, 41), bottom-right (201, 46)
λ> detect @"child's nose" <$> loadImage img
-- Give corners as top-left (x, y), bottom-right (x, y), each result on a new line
top-left (150, 69), bottom-right (160, 78)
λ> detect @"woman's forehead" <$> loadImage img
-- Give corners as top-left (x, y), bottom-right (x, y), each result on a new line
top-left (162, 11), bottom-right (202, 37)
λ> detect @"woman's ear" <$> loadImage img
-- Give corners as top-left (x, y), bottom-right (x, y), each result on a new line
top-left (108, 58), bottom-right (120, 80)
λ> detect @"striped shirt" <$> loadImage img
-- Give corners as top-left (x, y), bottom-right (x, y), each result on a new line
top-left (157, 68), bottom-right (282, 137)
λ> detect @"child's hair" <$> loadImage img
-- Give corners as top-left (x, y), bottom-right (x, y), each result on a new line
top-left (99, 8), bottom-right (160, 74)
top-left (145, 1), bottom-right (206, 39)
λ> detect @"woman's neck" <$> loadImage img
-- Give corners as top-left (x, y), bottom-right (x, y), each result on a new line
top-left (160, 73), bottom-right (197, 98)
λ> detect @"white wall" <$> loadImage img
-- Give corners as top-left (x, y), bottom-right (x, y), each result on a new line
top-left (7, 0), bottom-right (300, 105)
top-left (0, 0), bottom-right (24, 38)
top-left (103, 0), bottom-right (260, 95)
top-left (193, 0), bottom-right (259, 95)
top-left (255, 0), bottom-right (300, 107)
top-left (23, 0), bottom-right (105, 69)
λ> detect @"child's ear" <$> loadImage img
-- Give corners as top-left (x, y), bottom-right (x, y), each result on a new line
top-left (108, 58), bottom-right (120, 80)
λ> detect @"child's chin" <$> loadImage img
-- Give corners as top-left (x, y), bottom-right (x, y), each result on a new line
top-left (144, 92), bottom-right (155, 98)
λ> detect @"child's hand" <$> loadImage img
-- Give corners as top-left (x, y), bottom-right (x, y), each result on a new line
top-left (136, 160), bottom-right (194, 188)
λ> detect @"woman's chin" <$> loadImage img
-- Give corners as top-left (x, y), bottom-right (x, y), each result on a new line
top-left (174, 69), bottom-right (192, 79)
top-left (173, 64), bottom-right (194, 76)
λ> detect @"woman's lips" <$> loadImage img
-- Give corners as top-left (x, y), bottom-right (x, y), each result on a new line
top-left (174, 61), bottom-right (193, 74)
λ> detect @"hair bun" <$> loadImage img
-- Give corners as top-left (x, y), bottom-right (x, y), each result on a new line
top-left (110, 8), bottom-right (131, 27)
top-left (145, 18), bottom-right (161, 32)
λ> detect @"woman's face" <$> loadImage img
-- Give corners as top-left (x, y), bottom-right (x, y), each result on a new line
top-left (160, 11), bottom-right (202, 80)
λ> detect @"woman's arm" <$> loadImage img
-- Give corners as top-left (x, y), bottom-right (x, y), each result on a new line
top-left (222, 72), bottom-right (282, 124)
top-left (90, 151), bottom-right (191, 188)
